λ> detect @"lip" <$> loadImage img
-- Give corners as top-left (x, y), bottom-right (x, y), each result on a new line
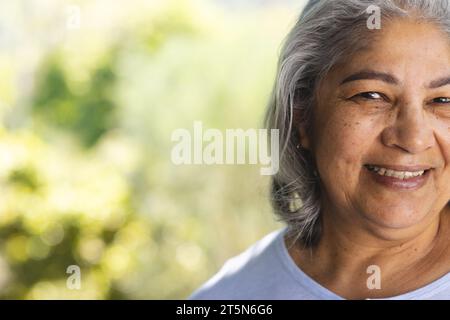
top-left (364, 165), bottom-right (431, 190)
top-left (365, 164), bottom-right (432, 171)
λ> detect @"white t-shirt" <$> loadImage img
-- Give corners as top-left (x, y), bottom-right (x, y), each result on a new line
top-left (189, 228), bottom-right (450, 300)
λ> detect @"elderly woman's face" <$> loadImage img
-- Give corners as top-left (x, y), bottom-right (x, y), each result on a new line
top-left (304, 19), bottom-right (450, 231)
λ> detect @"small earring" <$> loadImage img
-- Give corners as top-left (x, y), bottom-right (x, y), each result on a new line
top-left (313, 169), bottom-right (319, 178)
top-left (296, 143), bottom-right (302, 149)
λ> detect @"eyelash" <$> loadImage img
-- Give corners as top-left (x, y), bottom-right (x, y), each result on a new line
top-left (351, 92), bottom-right (450, 106)
top-left (351, 92), bottom-right (388, 102)
top-left (431, 97), bottom-right (450, 105)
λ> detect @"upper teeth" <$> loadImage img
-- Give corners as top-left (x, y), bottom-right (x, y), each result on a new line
top-left (366, 165), bottom-right (425, 179)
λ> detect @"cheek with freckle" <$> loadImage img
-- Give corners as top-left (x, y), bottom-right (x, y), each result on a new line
top-left (431, 119), bottom-right (450, 201)
top-left (314, 117), bottom-right (372, 191)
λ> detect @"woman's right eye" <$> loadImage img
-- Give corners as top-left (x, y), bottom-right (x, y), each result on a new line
top-left (352, 92), bottom-right (384, 100)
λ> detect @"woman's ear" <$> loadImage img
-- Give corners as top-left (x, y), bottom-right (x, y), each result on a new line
top-left (293, 108), bottom-right (312, 150)
top-left (298, 126), bottom-right (311, 150)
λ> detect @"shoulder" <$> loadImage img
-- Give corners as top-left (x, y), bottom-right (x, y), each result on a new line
top-left (189, 228), bottom-right (286, 300)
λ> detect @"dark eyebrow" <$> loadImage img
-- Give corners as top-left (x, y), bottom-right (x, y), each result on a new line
top-left (428, 76), bottom-right (450, 89)
top-left (340, 70), bottom-right (399, 86)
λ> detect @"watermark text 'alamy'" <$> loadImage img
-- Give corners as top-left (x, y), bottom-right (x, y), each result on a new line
top-left (171, 121), bottom-right (279, 175)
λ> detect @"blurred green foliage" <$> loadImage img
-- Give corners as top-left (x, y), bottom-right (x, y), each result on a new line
top-left (33, 54), bottom-right (117, 148)
top-left (0, 0), bottom-right (298, 299)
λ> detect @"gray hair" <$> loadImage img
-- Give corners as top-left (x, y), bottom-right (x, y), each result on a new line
top-left (265, 0), bottom-right (450, 247)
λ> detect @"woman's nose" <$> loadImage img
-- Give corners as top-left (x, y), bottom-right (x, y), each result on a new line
top-left (381, 102), bottom-right (435, 154)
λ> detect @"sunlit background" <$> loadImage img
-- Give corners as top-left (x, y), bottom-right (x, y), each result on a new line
top-left (0, 0), bottom-right (306, 299)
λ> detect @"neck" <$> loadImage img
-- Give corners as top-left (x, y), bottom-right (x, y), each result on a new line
top-left (288, 203), bottom-right (450, 299)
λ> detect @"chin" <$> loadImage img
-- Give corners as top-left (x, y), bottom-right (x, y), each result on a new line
top-left (363, 205), bottom-right (430, 230)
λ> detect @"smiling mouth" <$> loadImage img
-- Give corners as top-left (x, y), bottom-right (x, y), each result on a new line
top-left (363, 164), bottom-right (431, 180)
